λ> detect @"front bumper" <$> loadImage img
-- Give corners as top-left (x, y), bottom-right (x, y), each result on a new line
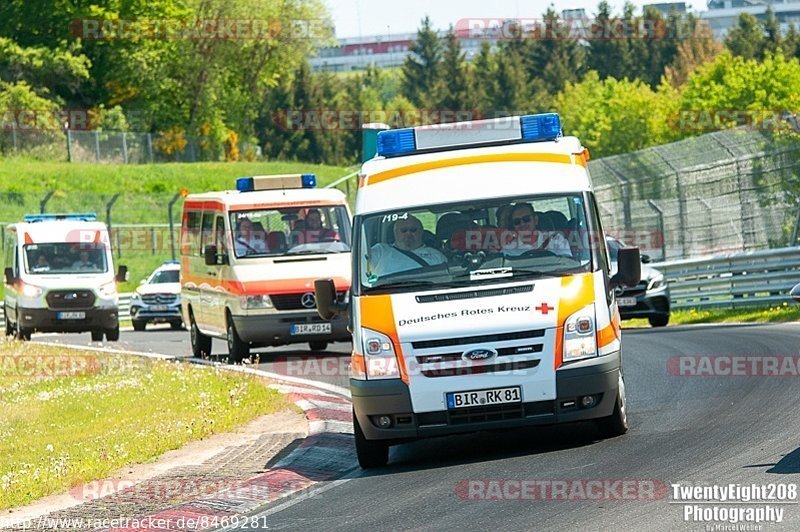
top-left (232, 311), bottom-right (350, 345)
top-left (17, 307), bottom-right (118, 333)
top-left (352, 351), bottom-right (621, 441)
top-left (619, 286), bottom-right (670, 320)
top-left (130, 303), bottom-right (182, 324)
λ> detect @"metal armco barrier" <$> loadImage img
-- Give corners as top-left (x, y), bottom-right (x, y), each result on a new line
top-left (0, 293), bottom-right (132, 323)
top-left (651, 247), bottom-right (800, 310)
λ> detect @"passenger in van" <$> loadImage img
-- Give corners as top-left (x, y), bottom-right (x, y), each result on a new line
top-left (496, 204), bottom-right (514, 229)
top-left (369, 215), bottom-right (446, 277)
top-left (33, 254), bottom-right (50, 272)
top-left (502, 203), bottom-right (572, 257)
top-left (298, 209), bottom-right (337, 243)
top-left (234, 217), bottom-right (268, 256)
top-left (72, 251), bottom-right (98, 270)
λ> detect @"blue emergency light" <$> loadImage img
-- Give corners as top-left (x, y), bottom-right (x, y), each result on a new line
top-left (23, 213), bottom-right (97, 223)
top-left (375, 113), bottom-right (562, 158)
top-left (236, 174), bottom-right (316, 192)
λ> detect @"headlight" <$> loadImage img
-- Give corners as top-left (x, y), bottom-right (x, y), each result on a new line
top-left (360, 328), bottom-right (400, 380)
top-left (99, 282), bottom-right (117, 297)
top-left (240, 295), bottom-right (273, 309)
top-left (647, 274), bottom-right (665, 290)
top-left (563, 304), bottom-right (596, 362)
top-left (21, 283), bottom-right (42, 298)
top-left (130, 292), bottom-right (142, 302)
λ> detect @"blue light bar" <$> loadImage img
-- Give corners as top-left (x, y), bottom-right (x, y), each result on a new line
top-left (520, 113), bottom-right (561, 141)
top-left (301, 174), bottom-right (317, 188)
top-left (23, 213), bottom-right (97, 223)
top-left (236, 177), bottom-right (254, 192)
top-left (376, 128), bottom-right (416, 157)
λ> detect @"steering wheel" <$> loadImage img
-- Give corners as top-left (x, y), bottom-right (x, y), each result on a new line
top-left (519, 248), bottom-right (557, 259)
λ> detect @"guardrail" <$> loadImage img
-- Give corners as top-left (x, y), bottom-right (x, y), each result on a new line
top-left (651, 247), bottom-right (800, 310)
top-left (0, 292), bottom-right (132, 323)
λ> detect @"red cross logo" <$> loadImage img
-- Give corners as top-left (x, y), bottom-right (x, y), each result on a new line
top-left (536, 303), bottom-right (554, 315)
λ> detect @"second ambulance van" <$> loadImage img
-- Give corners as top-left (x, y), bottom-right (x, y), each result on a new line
top-left (316, 114), bottom-right (641, 467)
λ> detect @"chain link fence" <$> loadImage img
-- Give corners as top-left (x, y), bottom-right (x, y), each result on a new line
top-left (590, 128), bottom-right (800, 261)
top-left (0, 128), bottom-right (260, 163)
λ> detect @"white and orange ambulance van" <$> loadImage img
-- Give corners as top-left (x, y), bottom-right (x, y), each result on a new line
top-left (315, 114), bottom-right (641, 467)
top-left (180, 174), bottom-right (352, 363)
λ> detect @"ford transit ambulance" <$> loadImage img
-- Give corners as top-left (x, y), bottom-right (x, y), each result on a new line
top-left (316, 113), bottom-right (641, 467)
top-left (180, 174), bottom-right (352, 363)
top-left (3, 213), bottom-right (127, 342)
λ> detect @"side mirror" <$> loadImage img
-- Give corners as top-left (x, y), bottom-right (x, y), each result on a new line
top-left (314, 279), bottom-right (349, 320)
top-left (116, 265), bottom-right (128, 283)
top-left (204, 245), bottom-right (218, 266)
top-left (610, 247), bottom-right (641, 289)
top-left (4, 267), bottom-right (16, 285)
top-left (791, 283), bottom-right (800, 303)
top-left (641, 254), bottom-right (651, 264)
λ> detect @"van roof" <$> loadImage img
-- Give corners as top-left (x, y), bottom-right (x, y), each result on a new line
top-left (184, 187), bottom-right (347, 209)
top-left (9, 220), bottom-right (109, 244)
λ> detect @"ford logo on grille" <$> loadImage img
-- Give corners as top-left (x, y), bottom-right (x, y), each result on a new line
top-left (462, 348), bottom-right (497, 362)
top-left (300, 292), bottom-right (317, 309)
top-left (65, 293), bottom-right (78, 300)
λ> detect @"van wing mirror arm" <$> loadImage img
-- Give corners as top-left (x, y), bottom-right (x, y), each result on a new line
top-left (314, 279), bottom-right (349, 320)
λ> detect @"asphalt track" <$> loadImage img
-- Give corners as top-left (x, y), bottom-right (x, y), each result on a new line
top-left (37, 322), bottom-right (800, 531)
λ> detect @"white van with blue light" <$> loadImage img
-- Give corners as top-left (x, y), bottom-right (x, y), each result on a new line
top-left (315, 113), bottom-right (642, 468)
top-left (3, 213), bottom-right (127, 341)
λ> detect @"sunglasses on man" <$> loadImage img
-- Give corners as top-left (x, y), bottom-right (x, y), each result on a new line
top-left (512, 214), bottom-right (535, 226)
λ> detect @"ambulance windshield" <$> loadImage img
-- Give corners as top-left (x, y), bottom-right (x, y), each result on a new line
top-left (357, 194), bottom-right (597, 293)
top-left (23, 243), bottom-right (108, 275)
top-left (229, 204), bottom-right (351, 259)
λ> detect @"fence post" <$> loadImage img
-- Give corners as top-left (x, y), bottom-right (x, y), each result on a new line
top-left (168, 193), bottom-right (182, 261)
top-left (653, 148), bottom-right (686, 258)
top-left (39, 191), bottom-right (55, 214)
top-left (151, 227), bottom-right (156, 255)
top-left (147, 133), bottom-right (154, 163)
top-left (699, 198), bottom-right (714, 253)
top-left (66, 129), bottom-right (73, 162)
top-left (791, 203), bottom-right (800, 247)
top-left (647, 199), bottom-right (667, 261)
top-left (95, 131), bottom-right (100, 161)
top-left (600, 160), bottom-right (632, 230)
top-left (105, 193), bottom-right (121, 256)
top-left (11, 122), bottom-right (17, 152)
top-left (121, 133), bottom-right (129, 164)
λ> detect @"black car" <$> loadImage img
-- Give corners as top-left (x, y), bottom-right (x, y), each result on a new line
top-left (606, 236), bottom-right (670, 327)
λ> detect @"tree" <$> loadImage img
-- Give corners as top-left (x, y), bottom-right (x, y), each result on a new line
top-left (665, 20), bottom-right (723, 88)
top-left (432, 29), bottom-right (471, 114)
top-left (530, 9), bottom-right (587, 102)
top-left (762, 7), bottom-right (783, 56)
top-left (470, 41), bottom-right (497, 116)
top-left (401, 17), bottom-right (442, 108)
top-left (724, 13), bottom-right (765, 60)
top-left (586, 1), bottom-right (633, 81)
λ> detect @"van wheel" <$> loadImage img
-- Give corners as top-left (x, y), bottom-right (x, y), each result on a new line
top-left (4, 307), bottom-right (13, 336)
top-left (105, 325), bottom-right (120, 342)
top-left (132, 320), bottom-right (146, 332)
top-left (90, 330), bottom-right (104, 342)
top-left (226, 314), bottom-right (249, 364)
top-left (354, 410), bottom-right (389, 468)
top-left (309, 341), bottom-right (328, 352)
top-left (170, 320), bottom-right (184, 331)
top-left (190, 312), bottom-right (211, 358)
top-left (15, 312), bottom-right (31, 341)
top-left (597, 372), bottom-right (629, 438)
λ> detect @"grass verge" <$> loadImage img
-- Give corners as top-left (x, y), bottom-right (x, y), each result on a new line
top-left (0, 339), bottom-right (297, 509)
top-left (622, 303), bottom-right (800, 328)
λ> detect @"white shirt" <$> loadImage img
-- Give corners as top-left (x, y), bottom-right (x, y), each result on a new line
top-left (501, 230), bottom-right (573, 257)
top-left (234, 235), bottom-right (267, 256)
top-left (369, 243), bottom-right (447, 277)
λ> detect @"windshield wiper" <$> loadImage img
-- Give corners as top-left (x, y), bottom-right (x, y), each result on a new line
top-left (285, 249), bottom-right (341, 255)
top-left (365, 280), bottom-right (437, 292)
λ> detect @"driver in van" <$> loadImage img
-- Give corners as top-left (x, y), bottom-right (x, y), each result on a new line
top-left (369, 215), bottom-right (446, 277)
top-left (234, 217), bottom-right (268, 256)
top-left (502, 203), bottom-right (571, 257)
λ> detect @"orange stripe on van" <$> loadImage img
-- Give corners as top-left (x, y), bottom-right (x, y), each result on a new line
top-left (554, 273), bottom-right (595, 369)
top-left (358, 295), bottom-right (408, 384)
top-left (363, 152), bottom-right (575, 187)
top-left (180, 271), bottom-right (349, 296)
top-left (597, 323), bottom-right (618, 349)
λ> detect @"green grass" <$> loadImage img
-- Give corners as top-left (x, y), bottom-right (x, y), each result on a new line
top-left (0, 339), bottom-right (296, 509)
top-left (622, 303), bottom-right (800, 328)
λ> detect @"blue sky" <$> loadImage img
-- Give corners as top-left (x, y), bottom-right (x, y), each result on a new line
top-left (324, 0), bottom-right (700, 38)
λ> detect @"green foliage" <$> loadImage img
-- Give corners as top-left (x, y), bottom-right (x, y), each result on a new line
top-left (401, 16), bottom-right (441, 108)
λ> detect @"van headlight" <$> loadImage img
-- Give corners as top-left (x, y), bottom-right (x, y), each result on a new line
top-left (563, 304), bottom-right (596, 362)
top-left (99, 282), bottom-right (117, 297)
top-left (647, 274), bottom-right (665, 290)
top-left (21, 283), bottom-right (42, 298)
top-left (360, 328), bottom-right (400, 380)
top-left (240, 295), bottom-right (273, 309)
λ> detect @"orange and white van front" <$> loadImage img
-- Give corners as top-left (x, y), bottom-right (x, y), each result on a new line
top-left (325, 114), bottom-right (641, 467)
top-left (180, 174), bottom-right (352, 362)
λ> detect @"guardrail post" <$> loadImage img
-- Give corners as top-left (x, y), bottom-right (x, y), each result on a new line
top-left (39, 190), bottom-right (55, 214)
top-left (647, 199), bottom-right (667, 261)
top-left (168, 193), bottom-right (182, 261)
top-left (121, 133), bottom-right (129, 164)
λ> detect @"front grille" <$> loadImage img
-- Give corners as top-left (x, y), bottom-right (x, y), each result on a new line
top-left (421, 359), bottom-right (540, 378)
top-left (416, 401), bottom-right (554, 427)
top-left (416, 285), bottom-right (532, 303)
top-left (142, 293), bottom-right (177, 305)
top-left (416, 344), bottom-right (543, 364)
top-left (271, 291), bottom-right (346, 311)
top-left (412, 329), bottom-right (545, 350)
top-left (46, 290), bottom-right (95, 310)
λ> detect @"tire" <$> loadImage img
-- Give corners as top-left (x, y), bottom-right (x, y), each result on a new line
top-left (132, 320), bottom-right (146, 332)
top-left (105, 325), bottom-right (120, 342)
top-left (226, 314), bottom-right (249, 364)
top-left (90, 330), bottom-right (104, 342)
top-left (16, 312), bottom-right (31, 341)
top-left (648, 314), bottom-right (669, 327)
top-left (354, 410), bottom-right (389, 468)
top-left (190, 311), bottom-right (211, 358)
top-left (170, 320), bottom-right (184, 331)
top-left (309, 340), bottom-right (328, 352)
top-left (597, 371), bottom-right (629, 438)
top-left (4, 306), bottom-right (13, 337)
